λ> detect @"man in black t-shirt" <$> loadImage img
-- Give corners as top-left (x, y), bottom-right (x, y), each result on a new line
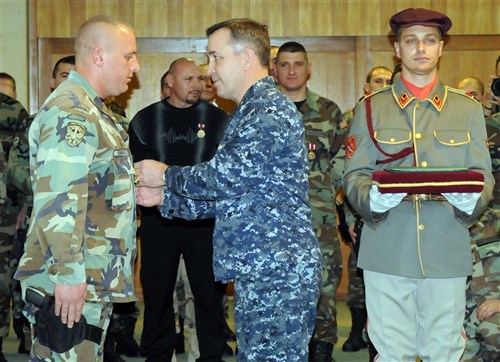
top-left (129, 58), bottom-right (230, 361)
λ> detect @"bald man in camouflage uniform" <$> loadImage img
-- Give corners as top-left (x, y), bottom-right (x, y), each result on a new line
top-left (272, 41), bottom-right (348, 361)
top-left (463, 112), bottom-right (500, 361)
top-left (14, 15), bottom-right (140, 361)
top-left (0, 87), bottom-right (28, 361)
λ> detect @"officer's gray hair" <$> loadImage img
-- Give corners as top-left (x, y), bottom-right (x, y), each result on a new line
top-left (206, 18), bottom-right (270, 68)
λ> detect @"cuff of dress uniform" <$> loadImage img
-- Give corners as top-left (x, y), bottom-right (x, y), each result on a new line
top-left (47, 260), bottom-right (86, 285)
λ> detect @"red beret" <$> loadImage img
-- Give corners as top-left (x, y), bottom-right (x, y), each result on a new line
top-left (390, 8), bottom-right (452, 35)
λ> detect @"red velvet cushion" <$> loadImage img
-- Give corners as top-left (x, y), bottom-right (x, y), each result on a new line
top-left (372, 169), bottom-right (484, 194)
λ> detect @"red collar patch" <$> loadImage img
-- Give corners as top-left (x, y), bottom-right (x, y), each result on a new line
top-left (432, 93), bottom-right (443, 110)
top-left (398, 91), bottom-right (410, 108)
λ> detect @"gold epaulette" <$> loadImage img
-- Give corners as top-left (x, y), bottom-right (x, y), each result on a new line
top-left (446, 86), bottom-right (480, 104)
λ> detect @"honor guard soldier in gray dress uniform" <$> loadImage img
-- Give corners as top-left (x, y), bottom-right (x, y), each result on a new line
top-left (343, 8), bottom-right (494, 361)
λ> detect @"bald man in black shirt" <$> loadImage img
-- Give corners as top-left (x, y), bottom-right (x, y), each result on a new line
top-left (129, 58), bottom-right (229, 361)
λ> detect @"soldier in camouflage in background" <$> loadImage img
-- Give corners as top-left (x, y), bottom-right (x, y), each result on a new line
top-left (0, 73), bottom-right (29, 362)
top-left (463, 111), bottom-right (500, 361)
top-left (274, 41), bottom-right (348, 362)
top-left (14, 15), bottom-right (140, 361)
top-left (6, 55), bottom-right (76, 356)
top-left (0, 143), bottom-right (6, 223)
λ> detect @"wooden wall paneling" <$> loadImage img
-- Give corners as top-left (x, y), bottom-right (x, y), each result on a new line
top-left (34, 38), bottom-right (74, 112)
top-left (33, 1), bottom-right (500, 38)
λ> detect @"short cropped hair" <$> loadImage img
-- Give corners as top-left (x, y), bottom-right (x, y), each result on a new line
top-left (75, 15), bottom-right (134, 57)
top-left (276, 41), bottom-right (308, 61)
top-left (52, 55), bottom-right (75, 79)
top-left (0, 72), bottom-right (16, 91)
top-left (366, 66), bottom-right (393, 83)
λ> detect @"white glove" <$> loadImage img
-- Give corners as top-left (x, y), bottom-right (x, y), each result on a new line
top-left (369, 185), bottom-right (406, 213)
top-left (442, 192), bottom-right (481, 215)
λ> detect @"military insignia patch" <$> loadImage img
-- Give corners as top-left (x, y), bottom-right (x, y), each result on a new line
top-left (346, 135), bottom-right (356, 159)
top-left (398, 92), bottom-right (410, 107)
top-left (340, 120), bottom-right (348, 129)
top-left (65, 122), bottom-right (86, 147)
top-left (432, 93), bottom-right (443, 110)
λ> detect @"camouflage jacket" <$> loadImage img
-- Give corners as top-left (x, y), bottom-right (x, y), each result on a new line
top-left (470, 237), bottom-right (499, 304)
top-left (7, 114), bottom-right (34, 200)
top-left (0, 93), bottom-right (29, 210)
top-left (0, 143), bottom-right (6, 223)
top-left (15, 70), bottom-right (137, 302)
top-left (0, 92), bottom-right (29, 158)
top-left (299, 89), bottom-right (347, 230)
top-left (159, 77), bottom-right (321, 281)
top-left (486, 112), bottom-right (499, 209)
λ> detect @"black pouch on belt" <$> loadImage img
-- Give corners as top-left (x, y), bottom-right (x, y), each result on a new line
top-left (26, 286), bottom-right (103, 353)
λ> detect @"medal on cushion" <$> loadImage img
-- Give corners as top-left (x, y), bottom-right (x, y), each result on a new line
top-left (197, 123), bottom-right (206, 138)
top-left (308, 142), bottom-right (316, 160)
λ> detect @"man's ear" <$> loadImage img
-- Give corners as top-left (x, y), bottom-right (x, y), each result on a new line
top-left (242, 48), bottom-right (254, 70)
top-left (394, 42), bottom-right (401, 59)
top-left (363, 83), bottom-right (370, 94)
top-left (166, 73), bottom-right (174, 88)
top-left (92, 46), bottom-right (104, 67)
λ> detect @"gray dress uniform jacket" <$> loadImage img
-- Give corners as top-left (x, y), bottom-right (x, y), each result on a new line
top-left (343, 78), bottom-right (494, 278)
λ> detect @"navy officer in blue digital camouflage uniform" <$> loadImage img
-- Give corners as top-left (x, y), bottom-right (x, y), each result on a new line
top-left (134, 18), bottom-right (322, 362)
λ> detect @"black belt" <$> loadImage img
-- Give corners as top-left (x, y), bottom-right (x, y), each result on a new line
top-left (403, 194), bottom-right (447, 202)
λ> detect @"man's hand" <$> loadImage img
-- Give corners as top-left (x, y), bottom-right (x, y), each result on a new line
top-left (477, 299), bottom-right (500, 321)
top-left (348, 223), bottom-right (358, 244)
top-left (54, 283), bottom-right (87, 328)
top-left (134, 160), bottom-right (168, 188)
top-left (136, 186), bottom-right (164, 207)
top-left (16, 207), bottom-right (27, 230)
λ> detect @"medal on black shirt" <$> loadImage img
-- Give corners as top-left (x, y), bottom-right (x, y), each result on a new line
top-left (308, 143), bottom-right (316, 160)
top-left (197, 123), bottom-right (206, 138)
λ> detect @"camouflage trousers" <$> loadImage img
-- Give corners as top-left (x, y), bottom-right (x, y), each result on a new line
top-left (346, 243), bottom-right (366, 309)
top-left (233, 252), bottom-right (321, 361)
top-left (0, 205), bottom-right (18, 337)
top-left (24, 301), bottom-right (113, 361)
top-left (463, 208), bottom-right (499, 362)
top-left (312, 224), bottom-right (343, 345)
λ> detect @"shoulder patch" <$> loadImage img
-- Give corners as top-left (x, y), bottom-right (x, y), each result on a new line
top-left (346, 135), bottom-right (356, 159)
top-left (65, 122), bottom-right (87, 147)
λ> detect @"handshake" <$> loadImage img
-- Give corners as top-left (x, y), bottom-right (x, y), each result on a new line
top-left (133, 160), bottom-right (169, 207)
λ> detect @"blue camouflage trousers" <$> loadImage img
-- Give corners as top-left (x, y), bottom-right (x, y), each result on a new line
top-left (233, 254), bottom-right (321, 361)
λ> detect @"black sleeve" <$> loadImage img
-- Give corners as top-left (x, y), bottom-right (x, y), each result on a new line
top-left (128, 114), bottom-right (149, 163)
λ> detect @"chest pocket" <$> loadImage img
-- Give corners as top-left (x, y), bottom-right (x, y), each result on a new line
top-left (105, 149), bottom-right (134, 210)
top-left (374, 129), bottom-right (412, 145)
top-left (433, 130), bottom-right (471, 146)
